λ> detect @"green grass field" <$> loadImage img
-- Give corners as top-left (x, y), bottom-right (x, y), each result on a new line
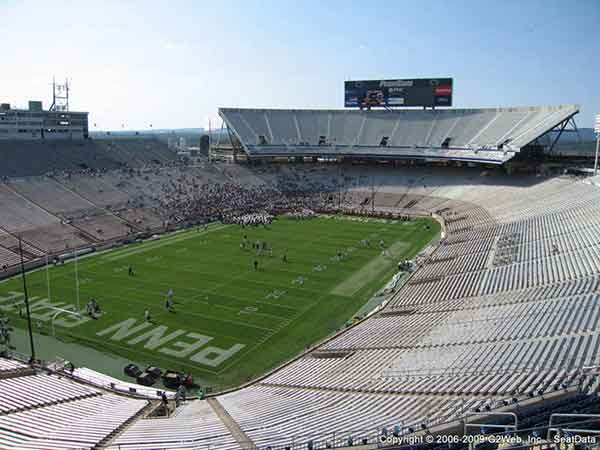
top-left (0, 216), bottom-right (439, 389)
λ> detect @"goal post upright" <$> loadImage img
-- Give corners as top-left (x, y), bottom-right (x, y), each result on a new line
top-left (18, 236), bottom-right (36, 363)
top-left (74, 248), bottom-right (81, 313)
top-left (45, 253), bottom-right (51, 303)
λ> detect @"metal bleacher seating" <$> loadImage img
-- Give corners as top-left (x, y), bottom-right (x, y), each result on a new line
top-left (219, 105), bottom-right (579, 164)
top-left (0, 357), bottom-right (28, 373)
top-left (0, 158), bottom-right (599, 448)
top-left (0, 362), bottom-right (149, 450)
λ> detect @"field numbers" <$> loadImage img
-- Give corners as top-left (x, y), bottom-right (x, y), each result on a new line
top-left (266, 290), bottom-right (286, 300)
top-left (292, 276), bottom-right (307, 285)
top-left (331, 254), bottom-right (345, 262)
top-left (238, 306), bottom-right (258, 316)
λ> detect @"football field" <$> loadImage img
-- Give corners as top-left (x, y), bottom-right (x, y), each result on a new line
top-left (0, 216), bottom-right (439, 389)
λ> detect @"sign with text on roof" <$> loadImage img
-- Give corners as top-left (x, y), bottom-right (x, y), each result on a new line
top-left (344, 78), bottom-right (453, 108)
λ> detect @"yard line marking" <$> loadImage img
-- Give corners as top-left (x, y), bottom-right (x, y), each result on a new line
top-left (146, 260), bottom-right (346, 287)
top-left (0, 217), bottom-right (435, 385)
top-left (71, 289), bottom-right (275, 338)
top-left (39, 274), bottom-right (280, 335)
top-left (76, 267), bottom-right (303, 312)
top-left (103, 224), bottom-right (231, 261)
top-left (112, 283), bottom-right (293, 321)
top-left (85, 288), bottom-right (279, 333)
top-left (216, 297), bottom-right (318, 375)
top-left (10, 226), bottom-right (230, 288)
top-left (78, 270), bottom-right (304, 314)
top-left (215, 223), bottom-right (354, 374)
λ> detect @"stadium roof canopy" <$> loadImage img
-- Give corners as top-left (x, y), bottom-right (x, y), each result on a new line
top-left (219, 105), bottom-right (579, 164)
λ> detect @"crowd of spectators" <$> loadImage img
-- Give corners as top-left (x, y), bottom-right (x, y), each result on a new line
top-left (48, 167), bottom-right (111, 180)
top-left (155, 182), bottom-right (336, 225)
top-left (3, 160), bottom-right (343, 238)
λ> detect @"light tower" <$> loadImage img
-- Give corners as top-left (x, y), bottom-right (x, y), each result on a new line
top-left (49, 77), bottom-right (69, 112)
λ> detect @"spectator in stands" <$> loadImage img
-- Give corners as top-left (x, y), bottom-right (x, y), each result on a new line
top-left (160, 391), bottom-right (168, 414)
top-left (175, 385), bottom-right (186, 407)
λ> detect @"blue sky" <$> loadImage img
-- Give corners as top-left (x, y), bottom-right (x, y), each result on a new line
top-left (1, 0), bottom-right (599, 130)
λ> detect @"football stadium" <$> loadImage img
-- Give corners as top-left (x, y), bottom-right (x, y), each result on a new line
top-left (2, 3), bottom-right (600, 450)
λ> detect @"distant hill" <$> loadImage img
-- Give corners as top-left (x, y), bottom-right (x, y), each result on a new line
top-left (90, 128), bottom-right (205, 138)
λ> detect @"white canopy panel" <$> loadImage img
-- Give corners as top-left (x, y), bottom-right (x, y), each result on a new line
top-left (219, 105), bottom-right (579, 164)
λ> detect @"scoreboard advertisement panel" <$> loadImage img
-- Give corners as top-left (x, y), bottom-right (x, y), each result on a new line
top-left (344, 78), bottom-right (453, 108)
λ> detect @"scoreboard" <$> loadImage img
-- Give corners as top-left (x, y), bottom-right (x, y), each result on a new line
top-left (344, 78), bottom-right (453, 108)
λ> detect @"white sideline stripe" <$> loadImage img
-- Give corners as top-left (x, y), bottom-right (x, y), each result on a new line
top-left (103, 224), bottom-right (230, 261)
